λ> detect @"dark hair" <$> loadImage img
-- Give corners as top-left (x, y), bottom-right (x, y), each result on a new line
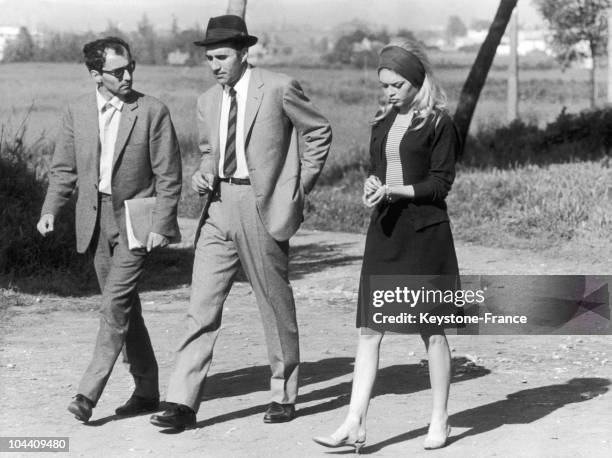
top-left (83, 36), bottom-right (131, 72)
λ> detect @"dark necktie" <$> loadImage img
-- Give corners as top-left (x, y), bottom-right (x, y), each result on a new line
top-left (223, 87), bottom-right (237, 177)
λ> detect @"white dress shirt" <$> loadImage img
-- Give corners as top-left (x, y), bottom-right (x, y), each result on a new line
top-left (96, 90), bottom-right (123, 194)
top-left (218, 67), bottom-right (251, 179)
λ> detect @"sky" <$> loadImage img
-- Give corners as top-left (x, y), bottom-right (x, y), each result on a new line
top-left (1, 0), bottom-right (544, 33)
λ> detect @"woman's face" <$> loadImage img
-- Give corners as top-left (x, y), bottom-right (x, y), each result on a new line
top-left (378, 68), bottom-right (419, 112)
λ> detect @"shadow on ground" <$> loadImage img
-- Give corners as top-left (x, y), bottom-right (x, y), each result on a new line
top-left (2, 241), bottom-right (362, 298)
top-left (87, 356), bottom-right (489, 430)
top-left (361, 377), bottom-right (610, 454)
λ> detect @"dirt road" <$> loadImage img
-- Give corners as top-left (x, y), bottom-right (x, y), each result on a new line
top-left (1, 221), bottom-right (611, 457)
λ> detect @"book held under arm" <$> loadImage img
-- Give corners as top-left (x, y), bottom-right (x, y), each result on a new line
top-left (125, 197), bottom-right (181, 250)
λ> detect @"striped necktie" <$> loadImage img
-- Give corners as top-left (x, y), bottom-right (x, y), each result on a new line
top-left (223, 87), bottom-right (237, 177)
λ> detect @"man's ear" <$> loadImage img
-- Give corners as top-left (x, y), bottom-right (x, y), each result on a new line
top-left (240, 48), bottom-right (248, 64)
top-left (90, 69), bottom-right (102, 83)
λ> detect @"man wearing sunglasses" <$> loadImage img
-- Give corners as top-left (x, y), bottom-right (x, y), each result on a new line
top-left (37, 36), bottom-right (182, 422)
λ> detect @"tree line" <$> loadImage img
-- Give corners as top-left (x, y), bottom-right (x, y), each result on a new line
top-left (2, 16), bottom-right (205, 65)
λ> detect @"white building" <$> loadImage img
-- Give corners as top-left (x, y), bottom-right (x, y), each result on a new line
top-left (497, 29), bottom-right (552, 56)
top-left (0, 26), bottom-right (20, 61)
top-left (454, 29), bottom-right (489, 50)
top-left (0, 25), bottom-right (43, 61)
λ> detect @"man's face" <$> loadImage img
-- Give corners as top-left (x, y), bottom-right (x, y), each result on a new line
top-left (92, 47), bottom-right (134, 100)
top-left (205, 44), bottom-right (247, 87)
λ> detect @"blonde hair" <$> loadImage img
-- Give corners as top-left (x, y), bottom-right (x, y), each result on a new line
top-left (373, 39), bottom-right (448, 130)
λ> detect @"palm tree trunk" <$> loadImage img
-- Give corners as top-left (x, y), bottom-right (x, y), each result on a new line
top-left (453, 0), bottom-right (518, 153)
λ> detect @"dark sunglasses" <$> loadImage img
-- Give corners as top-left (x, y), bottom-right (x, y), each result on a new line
top-left (100, 61), bottom-right (136, 80)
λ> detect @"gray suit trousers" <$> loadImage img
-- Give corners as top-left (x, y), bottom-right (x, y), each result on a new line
top-left (166, 182), bottom-right (300, 411)
top-left (77, 195), bottom-right (159, 403)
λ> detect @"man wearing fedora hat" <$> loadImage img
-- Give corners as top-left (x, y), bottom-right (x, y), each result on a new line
top-left (150, 15), bottom-right (332, 430)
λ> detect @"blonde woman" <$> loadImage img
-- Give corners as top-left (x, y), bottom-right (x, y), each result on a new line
top-left (313, 40), bottom-right (461, 452)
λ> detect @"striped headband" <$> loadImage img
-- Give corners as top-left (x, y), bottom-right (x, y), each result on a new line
top-left (377, 46), bottom-right (426, 89)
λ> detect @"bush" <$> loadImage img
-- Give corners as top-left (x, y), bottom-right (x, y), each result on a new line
top-left (463, 107), bottom-right (612, 168)
top-left (0, 127), bottom-right (88, 276)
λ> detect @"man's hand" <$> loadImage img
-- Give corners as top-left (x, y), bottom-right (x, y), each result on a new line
top-left (37, 214), bottom-right (55, 236)
top-left (192, 171), bottom-right (215, 194)
top-left (146, 232), bottom-right (169, 252)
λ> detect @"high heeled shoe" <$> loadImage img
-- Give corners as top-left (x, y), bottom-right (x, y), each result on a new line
top-left (423, 424), bottom-right (451, 450)
top-left (313, 434), bottom-right (366, 454)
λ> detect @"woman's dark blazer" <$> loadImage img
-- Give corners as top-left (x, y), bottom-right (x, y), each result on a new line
top-left (368, 108), bottom-right (461, 231)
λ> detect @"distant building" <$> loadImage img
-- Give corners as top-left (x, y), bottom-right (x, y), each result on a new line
top-left (167, 49), bottom-right (189, 65)
top-left (497, 29), bottom-right (552, 56)
top-left (0, 26), bottom-right (20, 61)
top-left (248, 41), bottom-right (294, 65)
top-left (353, 37), bottom-right (385, 53)
top-left (454, 29), bottom-right (489, 51)
top-left (418, 26), bottom-right (553, 57)
top-left (0, 26), bottom-right (44, 61)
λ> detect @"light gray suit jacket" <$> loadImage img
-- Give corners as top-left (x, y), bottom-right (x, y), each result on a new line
top-left (41, 91), bottom-right (182, 253)
top-left (196, 66), bottom-right (332, 242)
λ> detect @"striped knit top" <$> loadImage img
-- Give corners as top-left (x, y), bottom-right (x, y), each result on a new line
top-left (385, 111), bottom-right (414, 186)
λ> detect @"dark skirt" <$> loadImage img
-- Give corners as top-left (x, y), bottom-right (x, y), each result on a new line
top-left (356, 201), bottom-right (461, 333)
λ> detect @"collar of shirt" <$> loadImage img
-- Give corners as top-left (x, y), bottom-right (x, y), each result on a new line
top-left (224, 67), bottom-right (251, 101)
top-left (96, 90), bottom-right (124, 113)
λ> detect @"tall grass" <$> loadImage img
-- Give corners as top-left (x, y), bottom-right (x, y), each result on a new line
top-left (0, 122), bottom-right (91, 278)
top-left (303, 159), bottom-right (612, 255)
top-left (448, 160), bottom-right (612, 247)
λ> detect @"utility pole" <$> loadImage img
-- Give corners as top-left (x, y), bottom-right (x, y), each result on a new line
top-left (507, 8), bottom-right (519, 121)
top-left (608, 8), bottom-right (612, 104)
top-left (226, 0), bottom-right (247, 19)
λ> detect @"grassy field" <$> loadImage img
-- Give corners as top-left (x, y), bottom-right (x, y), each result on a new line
top-left (2, 61), bottom-right (610, 152)
top-left (1, 60), bottom-right (611, 277)
top-left (2, 61), bottom-right (609, 206)
top-left (304, 160), bottom-right (612, 254)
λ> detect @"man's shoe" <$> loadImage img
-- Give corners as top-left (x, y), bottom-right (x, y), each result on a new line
top-left (150, 404), bottom-right (196, 430)
top-left (263, 402), bottom-right (296, 423)
top-left (67, 394), bottom-right (94, 422)
top-left (115, 395), bottom-right (159, 417)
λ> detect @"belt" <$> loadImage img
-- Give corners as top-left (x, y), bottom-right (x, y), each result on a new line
top-left (98, 192), bottom-right (112, 200)
top-left (220, 177), bottom-right (251, 185)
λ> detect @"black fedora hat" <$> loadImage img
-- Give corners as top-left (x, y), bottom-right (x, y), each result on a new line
top-left (194, 14), bottom-right (258, 47)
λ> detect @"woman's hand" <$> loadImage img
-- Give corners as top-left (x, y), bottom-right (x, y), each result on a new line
top-left (363, 175), bottom-right (382, 196)
top-left (363, 175), bottom-right (387, 207)
top-left (362, 185), bottom-right (386, 208)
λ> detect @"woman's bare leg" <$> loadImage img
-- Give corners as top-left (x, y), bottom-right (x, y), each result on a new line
top-left (421, 332), bottom-right (451, 446)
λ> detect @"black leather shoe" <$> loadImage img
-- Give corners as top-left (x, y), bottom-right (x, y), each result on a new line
top-left (67, 394), bottom-right (94, 422)
top-left (263, 402), bottom-right (296, 423)
top-left (115, 395), bottom-right (159, 416)
top-left (150, 404), bottom-right (196, 430)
